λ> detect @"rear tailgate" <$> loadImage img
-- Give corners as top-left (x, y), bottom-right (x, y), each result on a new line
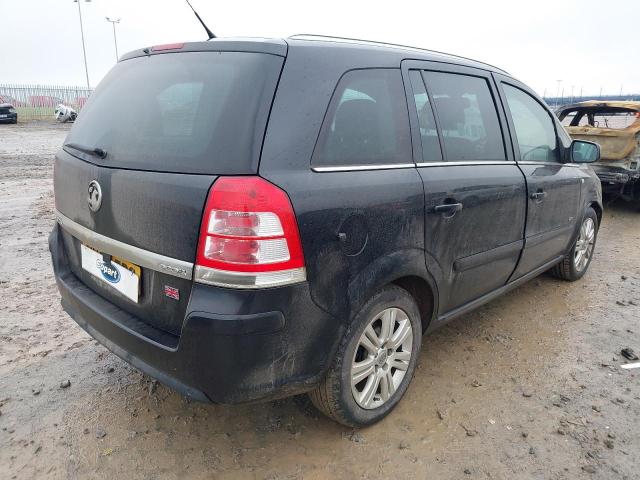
top-left (55, 154), bottom-right (217, 336)
top-left (54, 42), bottom-right (285, 336)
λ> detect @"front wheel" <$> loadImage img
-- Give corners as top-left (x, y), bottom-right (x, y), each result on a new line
top-left (308, 285), bottom-right (422, 427)
top-left (550, 207), bottom-right (598, 281)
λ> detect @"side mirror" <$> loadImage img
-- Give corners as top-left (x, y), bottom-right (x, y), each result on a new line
top-left (570, 140), bottom-right (600, 163)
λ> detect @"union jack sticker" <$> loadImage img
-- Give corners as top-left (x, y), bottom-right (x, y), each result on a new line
top-left (164, 285), bottom-right (180, 300)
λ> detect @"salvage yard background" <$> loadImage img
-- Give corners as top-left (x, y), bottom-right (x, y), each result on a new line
top-left (2, 83), bottom-right (640, 121)
top-left (0, 122), bottom-right (639, 479)
top-left (0, 85), bottom-right (92, 121)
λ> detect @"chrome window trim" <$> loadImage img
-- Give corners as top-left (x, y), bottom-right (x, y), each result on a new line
top-left (416, 161), bottom-right (516, 167)
top-left (312, 161), bottom-right (523, 171)
top-left (517, 160), bottom-right (578, 167)
top-left (312, 160), bottom-right (573, 171)
top-left (312, 163), bottom-right (415, 173)
top-left (55, 210), bottom-right (194, 280)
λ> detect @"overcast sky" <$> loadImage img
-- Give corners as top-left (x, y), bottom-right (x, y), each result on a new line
top-left (2, 0), bottom-right (639, 97)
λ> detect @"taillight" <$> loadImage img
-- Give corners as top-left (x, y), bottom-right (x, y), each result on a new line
top-left (194, 177), bottom-right (306, 289)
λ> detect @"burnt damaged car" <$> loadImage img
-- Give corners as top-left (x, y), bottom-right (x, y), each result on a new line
top-left (558, 101), bottom-right (640, 200)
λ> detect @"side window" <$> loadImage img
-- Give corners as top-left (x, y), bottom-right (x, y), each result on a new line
top-left (424, 71), bottom-right (505, 161)
top-left (503, 84), bottom-right (558, 162)
top-left (312, 69), bottom-right (411, 167)
top-left (408, 70), bottom-right (442, 162)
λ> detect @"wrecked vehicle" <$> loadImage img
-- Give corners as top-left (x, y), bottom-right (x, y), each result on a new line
top-left (54, 104), bottom-right (78, 123)
top-left (558, 101), bottom-right (640, 200)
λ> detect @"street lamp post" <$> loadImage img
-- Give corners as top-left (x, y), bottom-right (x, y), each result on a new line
top-left (105, 17), bottom-right (121, 62)
top-left (74, 0), bottom-right (91, 89)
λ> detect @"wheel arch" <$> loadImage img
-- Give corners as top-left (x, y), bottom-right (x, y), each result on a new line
top-left (391, 276), bottom-right (436, 333)
top-left (589, 201), bottom-right (603, 227)
top-left (346, 249), bottom-right (439, 333)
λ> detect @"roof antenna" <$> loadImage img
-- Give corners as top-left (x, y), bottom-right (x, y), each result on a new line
top-left (185, 0), bottom-right (216, 39)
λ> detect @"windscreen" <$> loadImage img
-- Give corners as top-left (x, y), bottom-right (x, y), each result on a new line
top-left (65, 51), bottom-right (283, 174)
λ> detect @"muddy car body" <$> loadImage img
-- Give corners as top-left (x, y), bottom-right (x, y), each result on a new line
top-left (50, 36), bottom-right (603, 426)
top-left (558, 101), bottom-right (640, 199)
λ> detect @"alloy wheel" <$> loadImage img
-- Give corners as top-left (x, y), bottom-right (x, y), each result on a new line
top-left (574, 217), bottom-right (595, 272)
top-left (350, 307), bottom-right (413, 409)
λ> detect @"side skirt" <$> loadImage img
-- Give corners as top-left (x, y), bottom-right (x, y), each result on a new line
top-left (433, 255), bottom-right (564, 327)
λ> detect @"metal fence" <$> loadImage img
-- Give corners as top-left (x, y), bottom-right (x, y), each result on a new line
top-left (0, 84), bottom-right (93, 121)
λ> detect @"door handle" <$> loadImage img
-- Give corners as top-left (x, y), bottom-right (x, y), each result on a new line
top-left (433, 202), bottom-right (463, 216)
top-left (530, 190), bottom-right (547, 201)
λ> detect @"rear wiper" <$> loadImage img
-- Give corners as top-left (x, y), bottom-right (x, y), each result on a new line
top-left (64, 142), bottom-right (107, 159)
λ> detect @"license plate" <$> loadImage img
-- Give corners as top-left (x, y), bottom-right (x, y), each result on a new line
top-left (0, 114), bottom-right (7, 118)
top-left (81, 244), bottom-right (140, 302)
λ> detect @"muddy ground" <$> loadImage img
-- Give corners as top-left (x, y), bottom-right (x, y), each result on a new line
top-left (0, 122), bottom-right (639, 480)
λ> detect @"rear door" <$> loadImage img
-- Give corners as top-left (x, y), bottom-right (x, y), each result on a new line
top-left (494, 75), bottom-right (581, 278)
top-left (403, 61), bottom-right (527, 314)
top-left (275, 68), bottom-right (425, 318)
top-left (54, 46), bottom-right (284, 335)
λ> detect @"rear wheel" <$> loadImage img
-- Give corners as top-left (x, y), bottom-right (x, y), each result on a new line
top-left (309, 285), bottom-right (422, 427)
top-left (551, 207), bottom-right (598, 281)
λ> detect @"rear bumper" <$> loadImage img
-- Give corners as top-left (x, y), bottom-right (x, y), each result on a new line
top-left (49, 224), bottom-right (340, 404)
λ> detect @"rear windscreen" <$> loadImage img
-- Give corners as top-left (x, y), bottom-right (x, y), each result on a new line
top-left (65, 51), bottom-right (283, 174)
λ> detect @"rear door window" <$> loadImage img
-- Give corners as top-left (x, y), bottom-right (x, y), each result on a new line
top-left (65, 52), bottom-right (283, 174)
top-left (312, 69), bottom-right (411, 168)
top-left (423, 72), bottom-right (505, 161)
top-left (503, 84), bottom-right (558, 162)
top-left (408, 70), bottom-right (442, 162)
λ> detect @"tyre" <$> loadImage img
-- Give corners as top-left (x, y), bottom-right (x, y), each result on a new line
top-left (550, 207), bottom-right (598, 281)
top-left (309, 285), bottom-right (422, 427)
